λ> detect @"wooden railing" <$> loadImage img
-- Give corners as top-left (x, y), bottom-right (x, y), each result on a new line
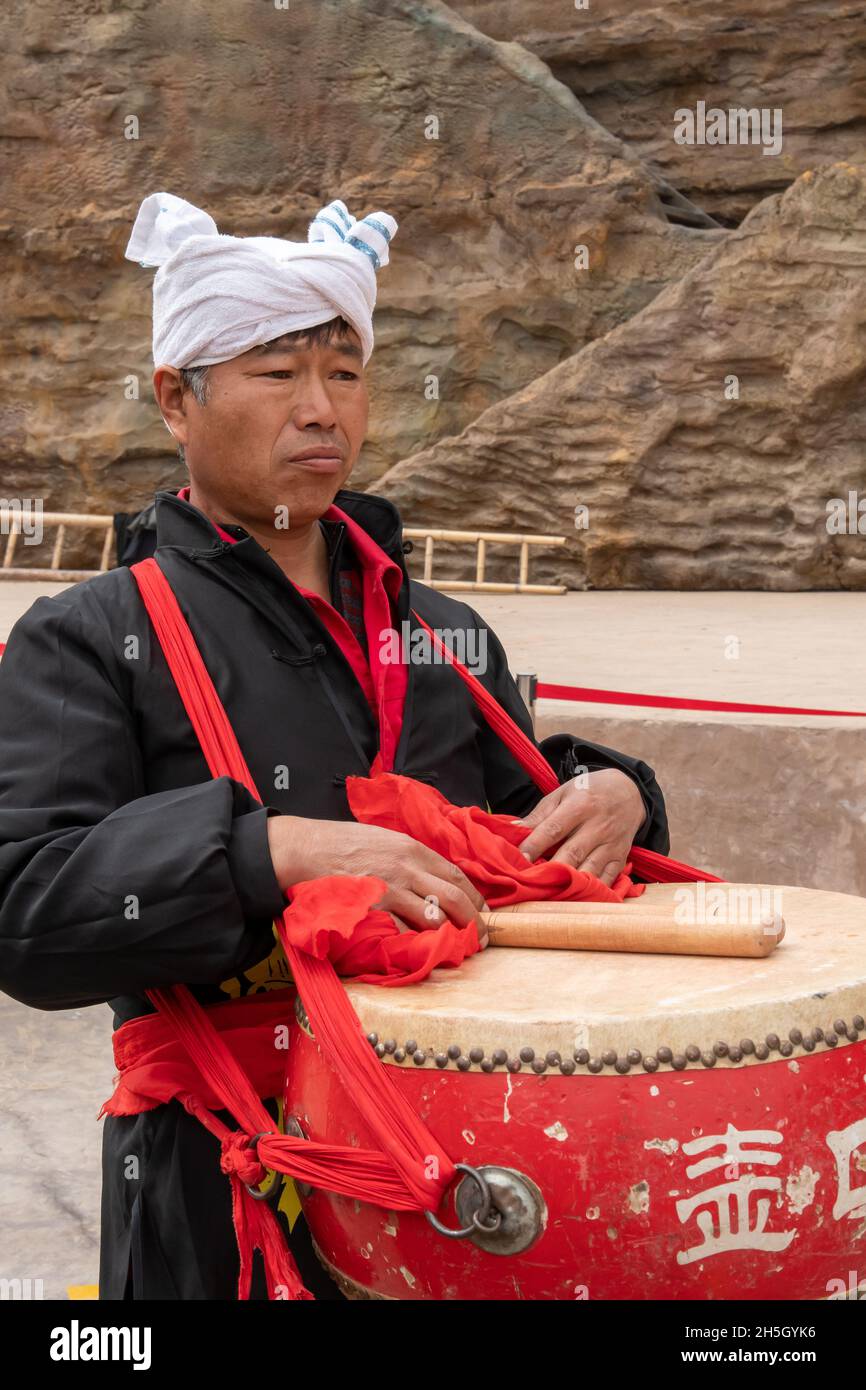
top-left (403, 527), bottom-right (566, 594)
top-left (0, 510), bottom-right (567, 595)
top-left (0, 510), bottom-right (114, 581)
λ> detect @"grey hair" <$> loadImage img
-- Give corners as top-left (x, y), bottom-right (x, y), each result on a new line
top-left (178, 364), bottom-right (212, 406)
top-left (175, 366), bottom-right (211, 463)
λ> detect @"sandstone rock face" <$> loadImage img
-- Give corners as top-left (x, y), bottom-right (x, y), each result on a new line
top-left (377, 162), bottom-right (866, 591)
top-left (4, 0), bottom-right (863, 589)
top-left (455, 0), bottom-right (866, 226)
top-left (0, 0), bottom-right (705, 552)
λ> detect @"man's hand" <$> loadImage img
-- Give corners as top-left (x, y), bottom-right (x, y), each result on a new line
top-left (514, 768), bottom-right (646, 886)
top-left (267, 815), bottom-right (489, 944)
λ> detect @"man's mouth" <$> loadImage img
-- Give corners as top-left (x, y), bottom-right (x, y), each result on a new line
top-left (286, 447), bottom-right (344, 474)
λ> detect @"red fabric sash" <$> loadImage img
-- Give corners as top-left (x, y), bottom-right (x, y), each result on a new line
top-left (116, 555), bottom-right (717, 1300)
top-left (102, 992), bottom-right (291, 1116)
top-left (125, 558), bottom-right (469, 1299)
top-left (100, 990), bottom-right (436, 1211)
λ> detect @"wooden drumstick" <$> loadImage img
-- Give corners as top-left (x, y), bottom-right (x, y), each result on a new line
top-left (479, 902), bottom-right (785, 958)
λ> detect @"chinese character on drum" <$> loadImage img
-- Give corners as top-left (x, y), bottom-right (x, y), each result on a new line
top-left (675, 1125), bottom-right (795, 1264)
top-left (826, 1116), bottom-right (866, 1223)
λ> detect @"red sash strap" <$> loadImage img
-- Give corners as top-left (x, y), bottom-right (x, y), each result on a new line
top-left (102, 993), bottom-right (290, 1115)
top-left (128, 558), bottom-right (458, 1300)
top-left (101, 992), bottom-right (444, 1201)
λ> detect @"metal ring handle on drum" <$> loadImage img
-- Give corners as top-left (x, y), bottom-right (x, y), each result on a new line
top-left (425, 1163), bottom-right (502, 1239)
top-left (244, 1131), bottom-right (283, 1202)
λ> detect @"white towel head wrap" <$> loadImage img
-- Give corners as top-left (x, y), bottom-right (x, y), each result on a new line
top-left (124, 192), bottom-right (398, 369)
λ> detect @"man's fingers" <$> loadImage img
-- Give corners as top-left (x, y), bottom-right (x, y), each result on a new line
top-left (550, 833), bottom-right (626, 886)
top-left (510, 784), bottom-right (562, 831)
top-left (378, 887), bottom-right (442, 932)
top-left (576, 849), bottom-right (625, 886)
top-left (549, 833), bottom-right (593, 868)
top-left (593, 859), bottom-right (623, 887)
top-left (386, 911), bottom-right (414, 935)
top-left (415, 876), bottom-right (483, 931)
top-left (377, 879), bottom-right (483, 933)
top-left (519, 804), bottom-right (587, 863)
top-left (414, 847), bottom-right (487, 914)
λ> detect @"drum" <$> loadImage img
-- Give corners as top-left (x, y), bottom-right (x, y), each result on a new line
top-left (283, 883), bottom-right (866, 1300)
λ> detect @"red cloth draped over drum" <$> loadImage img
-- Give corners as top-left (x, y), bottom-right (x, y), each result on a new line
top-left (289, 772), bottom-right (645, 983)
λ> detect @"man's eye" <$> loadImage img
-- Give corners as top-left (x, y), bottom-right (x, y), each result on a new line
top-left (259, 370), bottom-right (357, 380)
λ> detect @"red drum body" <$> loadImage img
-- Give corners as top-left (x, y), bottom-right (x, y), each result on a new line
top-left (284, 884), bottom-right (866, 1300)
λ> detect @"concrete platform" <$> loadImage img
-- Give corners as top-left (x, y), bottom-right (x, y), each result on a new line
top-left (463, 592), bottom-right (866, 897)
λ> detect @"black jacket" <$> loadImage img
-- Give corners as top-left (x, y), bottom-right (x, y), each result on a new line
top-left (0, 487), bottom-right (669, 1297)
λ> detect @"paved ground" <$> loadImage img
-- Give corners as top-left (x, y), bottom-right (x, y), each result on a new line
top-left (0, 580), bottom-right (69, 643)
top-left (458, 590), bottom-right (866, 728)
top-left (1, 580), bottom-right (863, 1298)
top-left (4, 582), bottom-right (865, 724)
top-left (0, 995), bottom-right (113, 1299)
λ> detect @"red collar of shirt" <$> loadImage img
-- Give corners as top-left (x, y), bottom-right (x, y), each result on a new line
top-left (175, 487), bottom-right (407, 772)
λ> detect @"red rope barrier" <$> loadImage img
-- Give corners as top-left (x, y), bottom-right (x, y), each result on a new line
top-left (536, 681), bottom-right (866, 718)
top-left (4, 638), bottom-right (858, 716)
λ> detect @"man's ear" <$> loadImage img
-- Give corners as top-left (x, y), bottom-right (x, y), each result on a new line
top-left (153, 366), bottom-right (189, 448)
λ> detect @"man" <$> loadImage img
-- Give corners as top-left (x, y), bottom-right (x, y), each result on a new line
top-left (0, 193), bottom-right (669, 1300)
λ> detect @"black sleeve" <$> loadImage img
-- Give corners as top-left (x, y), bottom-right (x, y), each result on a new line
top-left (0, 595), bottom-right (286, 1011)
top-left (468, 608), bottom-right (670, 854)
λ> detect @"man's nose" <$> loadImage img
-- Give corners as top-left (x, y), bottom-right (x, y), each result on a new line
top-left (290, 373), bottom-right (338, 429)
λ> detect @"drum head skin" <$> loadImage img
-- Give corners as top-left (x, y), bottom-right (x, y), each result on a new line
top-left (340, 884), bottom-right (866, 1073)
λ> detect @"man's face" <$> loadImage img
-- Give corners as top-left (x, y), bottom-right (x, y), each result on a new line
top-left (155, 324), bottom-right (368, 529)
